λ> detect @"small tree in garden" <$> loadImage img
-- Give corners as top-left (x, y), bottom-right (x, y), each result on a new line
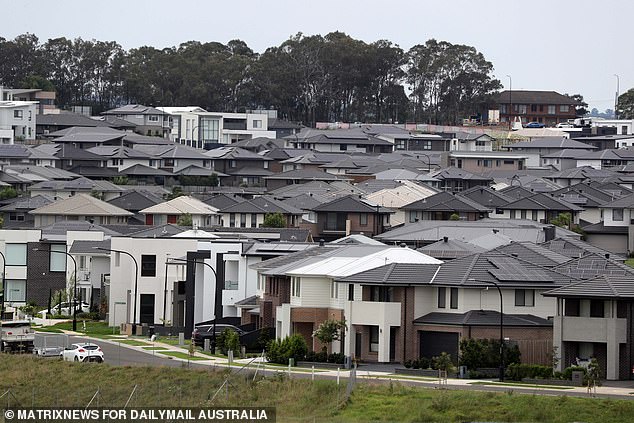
top-left (312, 319), bottom-right (346, 353)
top-left (263, 212), bottom-right (286, 228)
top-left (586, 357), bottom-right (600, 393)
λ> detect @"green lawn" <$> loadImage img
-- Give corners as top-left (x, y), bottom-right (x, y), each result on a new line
top-left (157, 351), bottom-right (212, 361)
top-left (626, 258), bottom-right (634, 268)
top-left (1, 355), bottom-right (634, 422)
top-left (118, 339), bottom-right (151, 347)
top-left (468, 381), bottom-right (574, 390)
top-left (45, 321), bottom-right (116, 335)
top-left (142, 346), bottom-right (168, 351)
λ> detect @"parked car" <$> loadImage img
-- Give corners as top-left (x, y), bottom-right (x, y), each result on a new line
top-left (0, 320), bottom-right (34, 352)
top-left (556, 122), bottom-right (574, 128)
top-left (61, 343), bottom-right (104, 363)
top-left (191, 323), bottom-right (244, 347)
top-left (524, 122), bottom-right (545, 128)
top-left (48, 301), bottom-right (90, 316)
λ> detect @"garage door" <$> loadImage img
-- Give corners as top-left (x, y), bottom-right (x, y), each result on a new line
top-left (419, 331), bottom-right (459, 360)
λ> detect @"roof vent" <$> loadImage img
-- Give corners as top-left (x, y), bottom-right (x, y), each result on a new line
top-left (511, 253), bottom-right (518, 258)
top-left (605, 253), bottom-right (610, 259)
top-left (400, 242), bottom-right (407, 248)
top-left (319, 239), bottom-right (325, 247)
top-left (443, 236), bottom-right (448, 243)
top-left (492, 229), bottom-right (499, 234)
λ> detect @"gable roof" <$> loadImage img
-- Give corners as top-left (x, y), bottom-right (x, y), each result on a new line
top-left (414, 310), bottom-right (552, 327)
top-left (508, 137), bottom-right (596, 150)
top-left (496, 90), bottom-right (579, 105)
top-left (335, 262), bottom-right (441, 285)
top-left (313, 195), bottom-right (392, 213)
top-left (29, 193), bottom-right (134, 216)
top-left (499, 192), bottom-right (584, 211)
top-left (543, 275), bottom-right (634, 299)
top-left (139, 195), bottom-right (219, 215)
top-left (417, 238), bottom-right (486, 260)
top-left (460, 185), bottom-right (514, 208)
top-left (402, 191), bottom-right (492, 212)
top-left (541, 237), bottom-right (627, 261)
top-left (493, 242), bottom-right (571, 267)
top-left (107, 190), bottom-right (164, 212)
top-left (429, 167), bottom-right (493, 182)
top-left (218, 196), bottom-right (303, 215)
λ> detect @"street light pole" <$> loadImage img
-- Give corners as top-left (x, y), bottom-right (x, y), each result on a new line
top-left (506, 75), bottom-right (512, 130)
top-left (34, 247), bottom-right (78, 331)
top-left (95, 247), bottom-right (139, 331)
top-left (614, 74), bottom-right (620, 120)
top-left (0, 251), bottom-right (6, 351)
top-left (487, 280), bottom-right (504, 381)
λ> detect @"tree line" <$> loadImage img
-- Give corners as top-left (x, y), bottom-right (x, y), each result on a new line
top-left (0, 32), bottom-right (503, 126)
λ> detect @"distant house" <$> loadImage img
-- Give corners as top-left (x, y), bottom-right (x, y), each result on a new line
top-left (309, 195), bottom-right (393, 240)
top-left (505, 137), bottom-right (595, 167)
top-left (27, 177), bottom-right (125, 202)
top-left (288, 128), bottom-right (393, 153)
top-left (218, 196), bottom-right (303, 228)
top-left (496, 90), bottom-right (579, 126)
top-left (496, 192), bottom-right (583, 224)
top-left (447, 151), bottom-right (527, 173)
top-left (102, 104), bottom-right (172, 138)
top-left (139, 195), bottom-right (220, 226)
top-left (428, 167), bottom-right (493, 192)
top-left (29, 193), bottom-right (133, 227)
top-left (402, 191), bottom-right (492, 222)
top-left (204, 146), bottom-right (273, 187)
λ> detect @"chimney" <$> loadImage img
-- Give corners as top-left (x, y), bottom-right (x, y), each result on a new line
top-left (605, 253), bottom-right (610, 259)
top-left (319, 239), bottom-right (325, 247)
top-left (443, 236), bottom-right (448, 243)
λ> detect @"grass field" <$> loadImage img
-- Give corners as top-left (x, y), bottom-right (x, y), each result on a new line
top-left (1, 355), bottom-right (634, 422)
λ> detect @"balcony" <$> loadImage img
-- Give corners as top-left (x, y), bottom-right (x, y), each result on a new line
top-left (346, 301), bottom-right (401, 327)
top-left (559, 316), bottom-right (627, 343)
top-left (224, 279), bottom-right (239, 290)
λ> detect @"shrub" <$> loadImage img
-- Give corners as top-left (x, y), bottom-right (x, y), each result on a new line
top-left (404, 360), bottom-right (412, 369)
top-left (419, 357), bottom-right (431, 369)
top-left (562, 365), bottom-right (587, 380)
top-left (265, 334), bottom-right (308, 365)
top-left (506, 363), bottom-right (553, 381)
top-left (459, 338), bottom-right (521, 369)
top-left (76, 312), bottom-right (100, 321)
top-left (328, 352), bottom-right (345, 364)
top-left (223, 329), bottom-right (240, 356)
top-left (432, 352), bottom-right (455, 373)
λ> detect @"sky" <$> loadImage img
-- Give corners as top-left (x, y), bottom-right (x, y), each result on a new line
top-left (4, 0), bottom-right (632, 111)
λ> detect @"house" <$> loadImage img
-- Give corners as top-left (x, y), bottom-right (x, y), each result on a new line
top-left (448, 132), bottom-right (495, 152)
top-left (107, 190), bottom-right (165, 225)
top-left (1, 86), bottom-right (56, 115)
top-left (32, 143), bottom-right (106, 171)
top-left (551, 182), bottom-right (626, 225)
top-left (288, 128), bottom-right (394, 153)
top-left (27, 177), bottom-right (125, 202)
top-left (446, 151), bottom-right (528, 173)
top-left (0, 195), bottom-right (53, 228)
top-left (0, 99), bottom-right (37, 143)
top-left (133, 143), bottom-right (212, 173)
top-left (364, 180), bottom-right (438, 226)
top-left (575, 149), bottom-right (634, 170)
top-left (496, 90), bottom-right (579, 126)
top-left (264, 169), bottom-right (350, 191)
top-left (427, 167), bottom-right (493, 192)
top-left (505, 137), bottom-right (596, 168)
top-left (29, 193), bottom-right (133, 227)
top-left (402, 191), bottom-right (492, 222)
top-left (87, 146), bottom-right (157, 172)
top-left (309, 195), bottom-right (393, 241)
top-left (588, 192), bottom-right (634, 254)
top-left (139, 195), bottom-right (220, 227)
top-left (204, 146), bottom-right (273, 187)
top-left (544, 274), bottom-right (634, 380)
top-left (102, 104), bottom-right (172, 138)
top-left (36, 112), bottom-right (116, 137)
top-left (495, 192), bottom-right (583, 224)
top-left (217, 196), bottom-right (303, 228)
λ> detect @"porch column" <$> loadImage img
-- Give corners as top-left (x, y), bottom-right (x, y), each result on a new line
top-left (606, 319), bottom-right (620, 380)
top-left (378, 324), bottom-right (390, 363)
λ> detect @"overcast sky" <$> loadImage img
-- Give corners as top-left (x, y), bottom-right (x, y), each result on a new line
top-left (4, 0), bottom-right (631, 111)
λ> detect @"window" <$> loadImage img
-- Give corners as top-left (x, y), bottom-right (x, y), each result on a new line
top-left (359, 213), bottom-right (368, 226)
top-left (253, 120), bottom-right (262, 129)
top-left (515, 289), bottom-right (535, 307)
top-left (437, 287), bottom-right (446, 308)
top-left (483, 159), bottom-right (492, 167)
top-left (79, 255), bottom-right (87, 270)
top-left (409, 211), bottom-right (418, 223)
top-left (164, 159), bottom-right (175, 167)
top-left (240, 213), bottom-right (247, 228)
top-left (5, 244), bottom-right (27, 265)
top-left (339, 144), bottom-right (347, 151)
top-left (521, 210), bottom-right (527, 220)
top-left (291, 277), bottom-right (301, 297)
top-left (201, 118), bottom-right (220, 142)
top-left (49, 244), bottom-right (66, 272)
top-left (503, 160), bottom-right (515, 165)
top-left (369, 326), bottom-right (379, 353)
top-left (547, 105), bottom-right (556, 114)
top-left (348, 284), bottom-right (354, 301)
top-left (510, 210), bottom-right (516, 219)
top-left (590, 300), bottom-right (604, 318)
top-left (370, 286), bottom-right (393, 302)
top-left (421, 140), bottom-right (432, 150)
top-left (559, 105), bottom-right (569, 112)
top-left (229, 213), bottom-right (236, 227)
top-left (531, 105), bottom-right (537, 112)
top-left (475, 140), bottom-right (486, 147)
top-left (622, 126), bottom-right (628, 135)
top-left (13, 110), bottom-right (23, 119)
top-left (532, 210), bottom-right (538, 221)
top-left (229, 160), bottom-right (236, 168)
top-left (141, 255), bottom-right (156, 277)
top-left (518, 105), bottom-right (527, 114)
top-left (450, 288), bottom-right (458, 309)
top-left (251, 213), bottom-right (258, 228)
top-left (263, 161), bottom-right (269, 169)
top-left (330, 281), bottom-right (338, 299)
top-left (5, 279), bottom-right (26, 302)
top-left (148, 115), bottom-right (159, 122)
top-left (500, 104), bottom-right (507, 114)
top-left (613, 208), bottom-right (624, 221)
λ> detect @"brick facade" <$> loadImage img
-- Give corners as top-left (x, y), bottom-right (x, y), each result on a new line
top-left (26, 242), bottom-right (67, 306)
top-left (290, 307), bottom-right (343, 352)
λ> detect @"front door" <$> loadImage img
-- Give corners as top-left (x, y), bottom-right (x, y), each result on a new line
top-left (389, 327), bottom-right (397, 362)
top-left (355, 332), bottom-right (362, 359)
top-left (139, 294), bottom-right (155, 325)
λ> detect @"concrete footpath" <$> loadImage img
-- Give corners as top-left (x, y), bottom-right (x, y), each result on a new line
top-left (55, 330), bottom-right (634, 400)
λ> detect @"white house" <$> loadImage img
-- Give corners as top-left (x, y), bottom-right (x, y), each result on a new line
top-left (0, 99), bottom-right (38, 143)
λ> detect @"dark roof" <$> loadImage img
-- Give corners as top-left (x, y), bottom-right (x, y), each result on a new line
top-left (107, 190), bottom-right (164, 212)
top-left (199, 194), bottom-right (241, 210)
top-left (402, 191), bottom-right (492, 212)
top-left (250, 245), bottom-right (338, 271)
top-left (37, 113), bottom-right (113, 128)
top-left (0, 144), bottom-right (33, 158)
top-left (279, 193), bottom-right (326, 211)
top-left (430, 251), bottom-right (576, 288)
top-left (601, 192), bottom-right (634, 208)
top-left (66, 166), bottom-right (120, 178)
top-left (313, 195), bottom-right (391, 213)
top-left (497, 90), bottom-right (580, 105)
top-left (264, 169), bottom-right (347, 181)
top-left (541, 237), bottom-right (626, 261)
top-left (543, 275), bottom-right (634, 299)
top-left (460, 186), bottom-right (514, 208)
top-left (493, 242), bottom-right (571, 267)
top-left (335, 263), bottom-right (441, 285)
top-left (499, 192), bottom-right (584, 211)
top-left (551, 254), bottom-right (633, 280)
top-left (429, 167), bottom-right (493, 182)
top-left (417, 238), bottom-right (486, 260)
top-left (68, 239), bottom-right (111, 254)
top-left (414, 310), bottom-right (553, 327)
top-left (0, 194), bottom-right (53, 212)
top-left (582, 221), bottom-right (628, 234)
top-left (103, 104), bottom-right (167, 115)
top-left (508, 137), bottom-right (596, 150)
top-left (119, 164), bottom-right (172, 176)
top-left (218, 196), bottom-right (303, 215)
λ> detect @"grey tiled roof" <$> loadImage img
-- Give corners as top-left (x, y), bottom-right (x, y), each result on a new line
top-left (313, 195), bottom-right (392, 213)
top-left (551, 254), bottom-right (633, 280)
top-left (508, 137), bottom-right (596, 150)
top-left (402, 191), bottom-right (492, 212)
top-left (540, 237), bottom-right (626, 261)
top-left (418, 238), bottom-right (486, 260)
top-left (0, 194), bottom-right (53, 211)
top-left (219, 196), bottom-right (303, 215)
top-left (414, 310), bottom-right (553, 327)
top-left (264, 169), bottom-right (347, 180)
top-left (460, 186), bottom-right (514, 208)
top-left (69, 239), bottom-right (111, 254)
top-left (543, 275), bottom-right (634, 299)
top-left (496, 90), bottom-right (580, 105)
top-left (107, 190), bottom-right (164, 212)
top-left (335, 263), bottom-right (441, 285)
top-left (250, 245), bottom-right (338, 271)
top-left (493, 242), bottom-right (571, 267)
top-left (500, 192), bottom-right (584, 211)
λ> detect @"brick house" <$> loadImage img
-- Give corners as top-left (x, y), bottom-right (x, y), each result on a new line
top-left (496, 90), bottom-right (579, 127)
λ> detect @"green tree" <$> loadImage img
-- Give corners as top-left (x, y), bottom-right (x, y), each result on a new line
top-left (0, 187), bottom-right (18, 200)
top-left (165, 186), bottom-right (185, 200)
top-left (177, 213), bottom-right (193, 227)
top-left (565, 93), bottom-right (588, 117)
top-left (617, 88), bottom-right (634, 119)
top-left (222, 328), bottom-right (240, 356)
top-left (262, 212), bottom-right (286, 228)
top-left (312, 319), bottom-right (345, 353)
top-left (112, 176), bottom-right (128, 185)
